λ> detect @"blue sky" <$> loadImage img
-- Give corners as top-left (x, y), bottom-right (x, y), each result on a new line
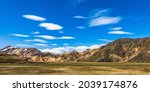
top-left (0, 0), bottom-right (150, 54)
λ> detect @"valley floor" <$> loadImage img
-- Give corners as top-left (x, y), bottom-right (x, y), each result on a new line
top-left (0, 62), bottom-right (150, 75)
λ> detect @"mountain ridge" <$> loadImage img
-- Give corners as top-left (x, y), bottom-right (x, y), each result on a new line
top-left (0, 37), bottom-right (150, 62)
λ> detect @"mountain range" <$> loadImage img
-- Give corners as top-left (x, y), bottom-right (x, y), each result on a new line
top-left (0, 37), bottom-right (150, 63)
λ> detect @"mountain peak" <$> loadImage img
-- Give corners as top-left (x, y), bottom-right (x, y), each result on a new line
top-left (0, 46), bottom-right (15, 52)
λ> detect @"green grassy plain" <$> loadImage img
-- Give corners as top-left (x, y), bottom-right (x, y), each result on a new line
top-left (0, 62), bottom-right (150, 75)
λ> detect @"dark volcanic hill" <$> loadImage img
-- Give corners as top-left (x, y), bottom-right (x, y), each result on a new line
top-left (88, 37), bottom-right (150, 62)
top-left (0, 37), bottom-right (150, 62)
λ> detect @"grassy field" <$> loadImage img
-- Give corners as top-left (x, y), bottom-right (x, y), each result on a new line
top-left (0, 62), bottom-right (150, 75)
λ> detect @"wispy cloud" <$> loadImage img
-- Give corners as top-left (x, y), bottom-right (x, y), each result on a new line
top-left (25, 39), bottom-right (47, 43)
top-left (40, 44), bottom-right (104, 54)
top-left (39, 23), bottom-right (63, 30)
top-left (73, 16), bottom-right (87, 19)
top-left (89, 16), bottom-right (121, 27)
top-left (108, 31), bottom-right (133, 35)
top-left (59, 36), bottom-right (74, 40)
top-left (108, 27), bottom-right (134, 35)
top-left (90, 9), bottom-right (111, 18)
top-left (35, 44), bottom-right (48, 47)
top-left (76, 26), bottom-right (86, 29)
top-left (35, 35), bottom-right (57, 40)
top-left (35, 35), bottom-right (74, 40)
top-left (111, 27), bottom-right (122, 31)
top-left (12, 34), bottom-right (29, 37)
top-left (98, 39), bottom-right (112, 42)
top-left (23, 15), bottom-right (46, 21)
top-left (32, 31), bottom-right (40, 35)
top-left (88, 8), bottom-right (122, 27)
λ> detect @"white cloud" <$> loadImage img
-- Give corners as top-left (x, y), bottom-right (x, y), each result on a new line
top-left (109, 27), bottom-right (134, 35)
top-left (35, 35), bottom-right (74, 40)
top-left (111, 27), bottom-right (122, 31)
top-left (41, 47), bottom-right (69, 54)
top-left (35, 35), bottom-right (57, 40)
top-left (59, 36), bottom-right (74, 40)
top-left (32, 31), bottom-right (40, 35)
top-left (12, 34), bottom-right (29, 37)
top-left (35, 44), bottom-right (48, 47)
top-left (76, 26), bottom-right (86, 29)
top-left (98, 39), bottom-right (112, 42)
top-left (74, 46), bottom-right (89, 52)
top-left (73, 16), bottom-right (87, 19)
top-left (108, 31), bottom-right (134, 35)
top-left (90, 16), bottom-right (121, 27)
top-left (39, 23), bottom-right (63, 30)
top-left (40, 44), bottom-right (104, 54)
top-left (23, 15), bottom-right (46, 21)
top-left (25, 39), bottom-right (47, 43)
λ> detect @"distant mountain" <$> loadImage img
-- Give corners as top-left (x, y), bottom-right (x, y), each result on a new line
top-left (0, 37), bottom-right (150, 62)
top-left (29, 48), bottom-right (99, 62)
top-left (0, 46), bottom-right (42, 59)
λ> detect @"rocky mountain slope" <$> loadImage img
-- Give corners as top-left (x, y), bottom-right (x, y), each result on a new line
top-left (0, 46), bottom-right (42, 59)
top-left (88, 37), bottom-right (150, 62)
top-left (0, 37), bottom-right (150, 62)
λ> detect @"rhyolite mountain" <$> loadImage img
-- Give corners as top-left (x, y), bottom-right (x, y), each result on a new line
top-left (88, 37), bottom-right (150, 62)
top-left (0, 37), bottom-right (150, 62)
